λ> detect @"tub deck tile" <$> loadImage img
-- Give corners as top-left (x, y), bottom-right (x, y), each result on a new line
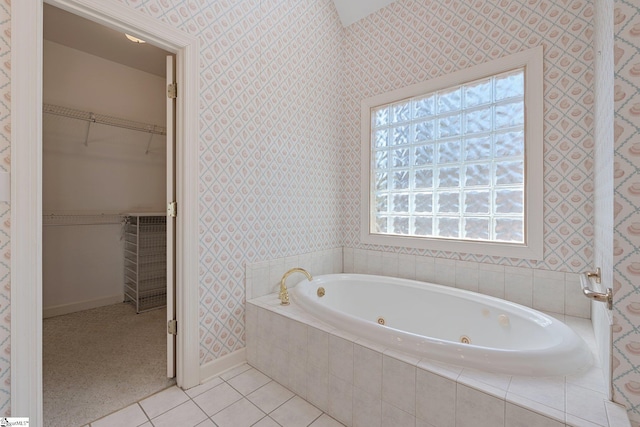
top-left (382, 355), bottom-right (417, 416)
top-left (505, 392), bottom-right (566, 424)
top-left (328, 374), bottom-right (353, 426)
top-left (417, 359), bottom-right (462, 382)
top-left (307, 328), bottom-right (329, 370)
top-left (566, 383), bottom-right (609, 427)
top-left (566, 413), bottom-right (607, 427)
top-left (306, 363), bottom-right (329, 411)
top-left (604, 401), bottom-right (632, 427)
top-left (566, 364), bottom-right (607, 395)
top-left (329, 335), bottom-right (354, 382)
top-left (459, 367), bottom-right (512, 394)
top-left (383, 348), bottom-right (421, 367)
top-left (247, 293), bottom-right (618, 427)
top-left (330, 328), bottom-right (359, 343)
top-left (455, 383), bottom-right (505, 427)
top-left (416, 369), bottom-right (456, 427)
top-left (505, 402), bottom-right (565, 427)
top-left (352, 386), bottom-right (382, 427)
top-left (353, 337), bottom-right (387, 354)
top-left (353, 344), bottom-right (383, 399)
top-left (288, 364), bottom-right (307, 400)
top-left (508, 375), bottom-right (565, 412)
top-left (457, 374), bottom-right (509, 400)
top-left (381, 401), bottom-right (415, 427)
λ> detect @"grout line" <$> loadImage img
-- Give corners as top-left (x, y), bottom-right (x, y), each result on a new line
top-left (148, 386), bottom-right (191, 421)
top-left (189, 390), bottom-right (212, 420)
top-left (137, 403), bottom-right (152, 426)
top-left (246, 379), bottom-right (274, 397)
top-left (307, 412), bottom-right (324, 427)
top-left (266, 394), bottom-right (297, 416)
top-left (250, 415), bottom-right (273, 427)
top-left (244, 396), bottom-right (270, 419)
top-left (91, 364), bottom-right (340, 427)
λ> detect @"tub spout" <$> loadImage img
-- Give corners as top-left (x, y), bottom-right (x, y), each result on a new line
top-left (279, 268), bottom-right (312, 305)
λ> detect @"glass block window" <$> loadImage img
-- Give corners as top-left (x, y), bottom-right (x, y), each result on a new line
top-left (371, 69), bottom-right (525, 243)
top-left (361, 48), bottom-right (543, 259)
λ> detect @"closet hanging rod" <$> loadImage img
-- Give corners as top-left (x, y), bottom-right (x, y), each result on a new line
top-left (43, 213), bottom-right (126, 227)
top-left (43, 103), bottom-right (166, 136)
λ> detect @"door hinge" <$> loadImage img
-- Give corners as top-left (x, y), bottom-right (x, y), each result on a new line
top-left (167, 82), bottom-right (177, 99)
top-left (168, 201), bottom-right (177, 218)
top-left (168, 319), bottom-right (177, 335)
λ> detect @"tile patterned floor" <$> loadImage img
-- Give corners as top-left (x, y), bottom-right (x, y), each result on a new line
top-left (85, 364), bottom-right (345, 427)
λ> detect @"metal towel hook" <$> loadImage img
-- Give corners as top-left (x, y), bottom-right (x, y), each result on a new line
top-left (580, 267), bottom-right (612, 310)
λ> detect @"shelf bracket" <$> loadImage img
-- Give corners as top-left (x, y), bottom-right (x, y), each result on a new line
top-left (145, 131), bottom-right (154, 154)
top-left (83, 113), bottom-right (96, 146)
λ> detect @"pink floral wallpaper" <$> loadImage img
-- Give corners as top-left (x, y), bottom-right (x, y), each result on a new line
top-left (2, 0), bottom-right (640, 423)
top-left (613, 0), bottom-right (640, 424)
top-left (115, 0), bottom-right (345, 364)
top-left (342, 0), bottom-right (596, 273)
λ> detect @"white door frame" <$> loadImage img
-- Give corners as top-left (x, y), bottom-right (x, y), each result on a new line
top-left (11, 1), bottom-right (201, 424)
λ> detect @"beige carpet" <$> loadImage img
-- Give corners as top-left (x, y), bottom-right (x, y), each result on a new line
top-left (43, 303), bottom-right (175, 427)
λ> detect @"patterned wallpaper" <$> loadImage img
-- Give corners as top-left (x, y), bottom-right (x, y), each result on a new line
top-left (3, 0), bottom-right (640, 423)
top-left (115, 0), bottom-right (345, 364)
top-left (0, 0), bottom-right (9, 415)
top-left (613, 0), bottom-right (640, 424)
top-left (341, 0), bottom-right (596, 274)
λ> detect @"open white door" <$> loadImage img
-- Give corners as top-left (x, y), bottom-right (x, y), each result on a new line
top-left (166, 55), bottom-right (177, 378)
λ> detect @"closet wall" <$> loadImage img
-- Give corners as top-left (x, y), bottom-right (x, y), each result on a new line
top-left (43, 40), bottom-right (167, 317)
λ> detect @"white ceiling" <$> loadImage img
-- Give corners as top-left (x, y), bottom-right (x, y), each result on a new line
top-left (43, 1), bottom-right (397, 77)
top-left (333, 0), bottom-right (397, 27)
top-left (44, 4), bottom-right (169, 77)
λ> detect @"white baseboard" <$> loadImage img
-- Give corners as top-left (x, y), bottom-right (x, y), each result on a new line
top-left (199, 348), bottom-right (247, 385)
top-left (43, 294), bottom-right (124, 318)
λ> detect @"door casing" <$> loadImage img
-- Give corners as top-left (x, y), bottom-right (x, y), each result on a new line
top-left (11, 1), bottom-right (201, 424)
top-left (166, 54), bottom-right (177, 379)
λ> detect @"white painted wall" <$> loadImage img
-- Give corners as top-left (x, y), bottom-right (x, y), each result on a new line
top-left (43, 40), bottom-right (166, 316)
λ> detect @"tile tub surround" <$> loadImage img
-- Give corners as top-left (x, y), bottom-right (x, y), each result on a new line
top-left (247, 294), bottom-right (629, 427)
top-left (343, 248), bottom-right (591, 319)
top-left (245, 247), bottom-right (344, 300)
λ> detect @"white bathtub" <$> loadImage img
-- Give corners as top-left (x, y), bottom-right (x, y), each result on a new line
top-left (291, 273), bottom-right (591, 376)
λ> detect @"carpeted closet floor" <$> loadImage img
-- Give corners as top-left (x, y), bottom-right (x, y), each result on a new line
top-left (43, 303), bottom-right (175, 427)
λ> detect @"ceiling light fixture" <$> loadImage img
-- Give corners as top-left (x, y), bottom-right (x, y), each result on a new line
top-left (125, 34), bottom-right (146, 43)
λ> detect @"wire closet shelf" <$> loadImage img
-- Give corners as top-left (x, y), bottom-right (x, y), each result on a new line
top-left (124, 215), bottom-right (167, 313)
top-left (43, 103), bottom-right (167, 136)
top-left (43, 213), bottom-right (125, 227)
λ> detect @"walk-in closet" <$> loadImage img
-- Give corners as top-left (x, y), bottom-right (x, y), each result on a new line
top-left (42, 5), bottom-right (175, 426)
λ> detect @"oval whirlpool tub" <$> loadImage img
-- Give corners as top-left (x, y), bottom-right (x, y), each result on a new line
top-left (291, 273), bottom-right (590, 376)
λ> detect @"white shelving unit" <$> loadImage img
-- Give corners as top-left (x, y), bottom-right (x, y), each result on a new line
top-left (123, 213), bottom-right (167, 313)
